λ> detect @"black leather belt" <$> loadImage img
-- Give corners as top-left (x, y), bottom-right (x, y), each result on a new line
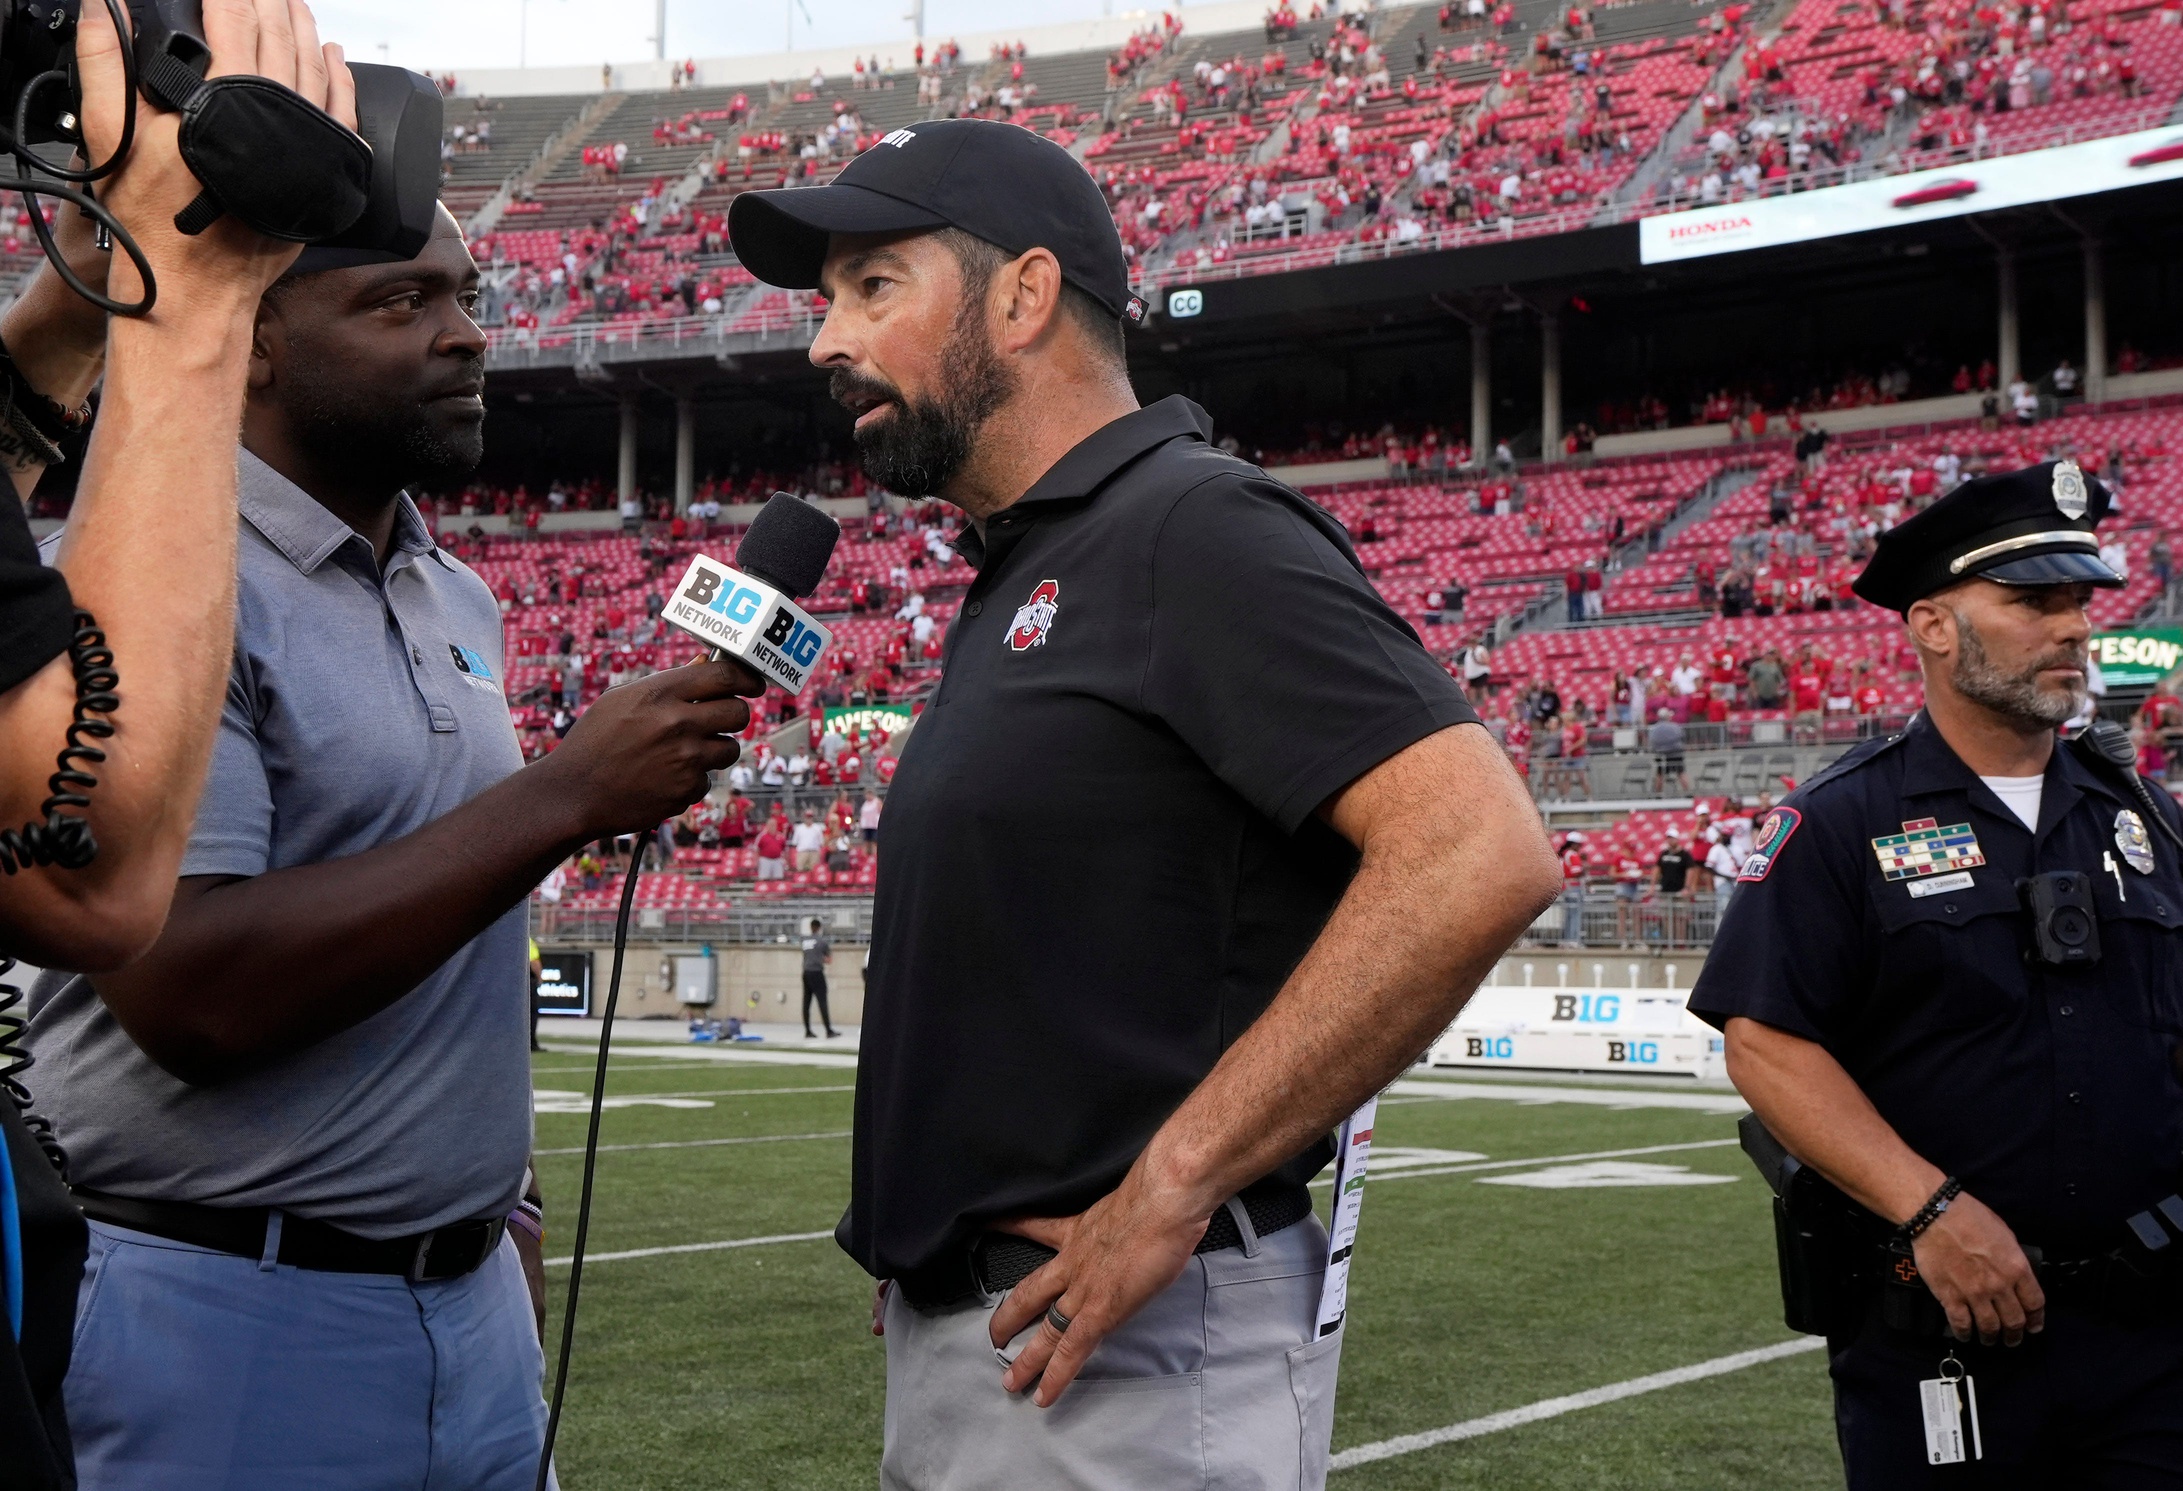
top-left (73, 1186), bottom-right (507, 1283)
top-left (894, 1179), bottom-right (1315, 1311)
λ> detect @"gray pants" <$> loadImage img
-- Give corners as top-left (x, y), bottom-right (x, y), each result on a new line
top-left (881, 1214), bottom-right (1341, 1491)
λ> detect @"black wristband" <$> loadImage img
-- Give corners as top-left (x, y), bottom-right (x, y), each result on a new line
top-left (0, 337), bottom-right (91, 465)
top-left (1896, 1175), bottom-right (1965, 1245)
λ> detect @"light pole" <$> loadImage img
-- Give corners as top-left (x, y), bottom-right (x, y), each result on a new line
top-left (653, 0), bottom-right (666, 61)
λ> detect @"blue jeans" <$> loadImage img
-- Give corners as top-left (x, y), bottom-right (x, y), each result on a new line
top-left (66, 1220), bottom-right (554, 1490)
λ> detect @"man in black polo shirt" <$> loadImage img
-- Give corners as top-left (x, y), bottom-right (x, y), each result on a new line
top-left (731, 120), bottom-right (1561, 1489)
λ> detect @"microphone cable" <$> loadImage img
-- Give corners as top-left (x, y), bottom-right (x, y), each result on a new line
top-left (535, 828), bottom-right (653, 1491)
top-left (1, 610), bottom-right (120, 880)
top-left (1, 608), bottom-right (119, 1182)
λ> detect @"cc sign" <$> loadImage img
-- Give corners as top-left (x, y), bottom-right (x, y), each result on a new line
top-left (1166, 288), bottom-right (1204, 319)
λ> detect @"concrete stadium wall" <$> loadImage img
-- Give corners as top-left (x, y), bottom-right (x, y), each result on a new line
top-left (1265, 456), bottom-right (1390, 487)
top-left (540, 939), bottom-right (869, 1025)
top-left (1589, 370), bottom-right (2183, 460)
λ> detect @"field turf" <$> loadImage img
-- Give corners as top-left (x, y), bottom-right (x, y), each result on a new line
top-left (529, 1046), bottom-right (1841, 1489)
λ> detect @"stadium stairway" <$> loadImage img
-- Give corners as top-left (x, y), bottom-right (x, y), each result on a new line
top-left (1515, 460), bottom-right (1768, 636)
top-left (461, 91), bottom-right (623, 236)
top-left (1603, 0), bottom-right (1805, 214)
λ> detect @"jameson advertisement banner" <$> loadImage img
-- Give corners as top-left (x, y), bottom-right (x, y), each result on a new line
top-left (2092, 630), bottom-right (2183, 689)
top-left (824, 703), bottom-right (914, 739)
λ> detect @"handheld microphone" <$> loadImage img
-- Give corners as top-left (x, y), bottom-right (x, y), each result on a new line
top-left (659, 492), bottom-right (842, 693)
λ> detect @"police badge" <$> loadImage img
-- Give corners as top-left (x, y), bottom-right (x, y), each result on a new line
top-left (2052, 458), bottom-right (2089, 520)
top-left (2116, 808), bottom-right (2156, 875)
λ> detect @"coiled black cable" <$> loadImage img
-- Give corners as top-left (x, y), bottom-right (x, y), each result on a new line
top-left (0, 607), bottom-right (118, 1179)
top-left (0, 956), bottom-right (64, 1176)
top-left (0, 609), bottom-right (117, 876)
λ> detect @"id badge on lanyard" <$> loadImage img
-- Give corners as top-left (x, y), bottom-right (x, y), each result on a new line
top-left (1313, 1095), bottom-right (1379, 1338)
top-left (1920, 1351), bottom-right (1983, 1466)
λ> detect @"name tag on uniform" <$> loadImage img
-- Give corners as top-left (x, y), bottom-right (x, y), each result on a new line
top-left (1907, 871), bottom-right (1976, 899)
top-left (1873, 820), bottom-right (1985, 881)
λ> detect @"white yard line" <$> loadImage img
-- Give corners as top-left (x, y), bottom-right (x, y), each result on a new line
top-left (544, 1230), bottom-right (837, 1267)
top-left (539, 1041), bottom-right (860, 1071)
top-left (530, 1061), bottom-right (726, 1076)
top-left (538, 1083), bottom-right (857, 1101)
top-left (1309, 1137), bottom-right (1741, 1187)
top-left (534, 1129), bottom-right (852, 1156)
top-left (1330, 1338), bottom-right (1826, 1469)
top-left (1385, 1079), bottom-right (1750, 1115)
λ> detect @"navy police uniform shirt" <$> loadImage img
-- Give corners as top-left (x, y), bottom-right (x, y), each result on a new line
top-left (1689, 712), bottom-right (2183, 1252)
top-left (843, 395), bottom-right (1479, 1281)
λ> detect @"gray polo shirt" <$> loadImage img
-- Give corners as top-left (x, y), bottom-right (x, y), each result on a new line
top-left (28, 452), bottom-right (532, 1238)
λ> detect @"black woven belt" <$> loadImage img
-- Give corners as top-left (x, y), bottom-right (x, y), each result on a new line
top-left (73, 1186), bottom-right (506, 1283)
top-left (895, 1180), bottom-right (1315, 1311)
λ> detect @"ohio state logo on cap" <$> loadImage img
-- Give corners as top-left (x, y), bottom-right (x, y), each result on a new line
top-left (1007, 579), bottom-right (1060, 652)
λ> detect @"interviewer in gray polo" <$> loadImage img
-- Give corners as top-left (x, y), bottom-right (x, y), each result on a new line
top-left (27, 206), bottom-right (761, 1490)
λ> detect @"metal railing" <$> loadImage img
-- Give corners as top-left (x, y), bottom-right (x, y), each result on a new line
top-left (1523, 887), bottom-right (1726, 949)
top-left (483, 302), bottom-right (825, 367)
top-left (535, 897), bottom-right (874, 944)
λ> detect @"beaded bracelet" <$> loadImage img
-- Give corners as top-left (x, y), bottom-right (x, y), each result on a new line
top-left (1895, 1175), bottom-right (1965, 1245)
top-left (0, 337), bottom-right (93, 467)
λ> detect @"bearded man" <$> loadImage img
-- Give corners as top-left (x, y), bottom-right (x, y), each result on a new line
top-left (1691, 460), bottom-right (2183, 1487)
top-left (728, 119), bottom-right (1558, 1490)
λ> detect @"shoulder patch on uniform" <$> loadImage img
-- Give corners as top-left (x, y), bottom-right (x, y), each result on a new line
top-left (1737, 807), bottom-right (1802, 882)
top-left (1794, 731), bottom-right (1909, 797)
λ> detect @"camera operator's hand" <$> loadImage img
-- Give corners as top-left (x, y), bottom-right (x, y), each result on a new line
top-left (533, 660), bottom-right (766, 840)
top-left (77, 0), bottom-right (359, 310)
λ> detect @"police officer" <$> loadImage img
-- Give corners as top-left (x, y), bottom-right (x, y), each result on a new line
top-left (728, 119), bottom-right (1561, 1489)
top-left (1691, 459), bottom-right (2183, 1485)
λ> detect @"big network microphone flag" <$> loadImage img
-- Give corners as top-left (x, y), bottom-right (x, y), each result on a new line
top-left (661, 492), bottom-right (841, 693)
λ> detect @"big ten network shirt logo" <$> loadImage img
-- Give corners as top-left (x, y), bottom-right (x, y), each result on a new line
top-left (447, 642), bottom-right (502, 692)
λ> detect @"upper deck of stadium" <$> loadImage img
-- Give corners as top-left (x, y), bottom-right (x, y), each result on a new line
top-left (379, 0), bottom-right (2183, 367)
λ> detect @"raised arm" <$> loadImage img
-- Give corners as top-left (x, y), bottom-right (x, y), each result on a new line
top-left (0, 0), bottom-right (356, 970)
top-left (991, 722), bottom-right (1561, 1402)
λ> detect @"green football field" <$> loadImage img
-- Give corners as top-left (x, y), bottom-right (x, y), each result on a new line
top-left (529, 1045), bottom-right (1843, 1489)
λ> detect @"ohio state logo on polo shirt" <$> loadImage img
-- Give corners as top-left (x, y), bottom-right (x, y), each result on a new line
top-left (1007, 579), bottom-right (1060, 651)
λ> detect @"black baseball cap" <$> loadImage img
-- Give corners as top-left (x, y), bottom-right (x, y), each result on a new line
top-left (727, 118), bottom-right (1145, 324)
top-left (1852, 459), bottom-right (2125, 613)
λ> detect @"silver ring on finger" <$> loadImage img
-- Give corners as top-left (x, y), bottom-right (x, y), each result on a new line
top-left (1045, 1304), bottom-right (1072, 1334)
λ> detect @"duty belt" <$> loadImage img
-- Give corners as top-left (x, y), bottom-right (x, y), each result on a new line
top-left (1879, 1193), bottom-right (2183, 1336)
top-left (73, 1186), bottom-right (507, 1283)
top-left (893, 1179), bottom-right (1315, 1311)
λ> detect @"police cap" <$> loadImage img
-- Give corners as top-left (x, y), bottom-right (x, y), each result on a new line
top-left (1851, 459), bottom-right (2125, 613)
